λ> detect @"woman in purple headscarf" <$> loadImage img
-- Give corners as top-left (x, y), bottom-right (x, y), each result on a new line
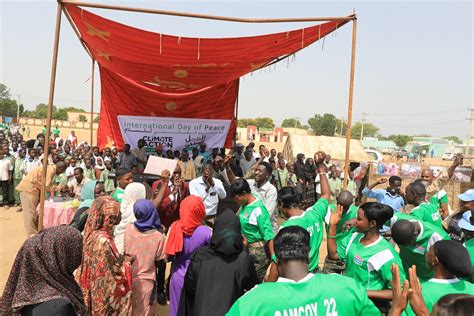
top-left (124, 199), bottom-right (167, 316)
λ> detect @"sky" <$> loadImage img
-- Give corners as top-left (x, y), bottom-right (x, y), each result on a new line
top-left (1, 0), bottom-right (472, 139)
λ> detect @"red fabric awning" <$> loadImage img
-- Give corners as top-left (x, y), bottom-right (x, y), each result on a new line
top-left (65, 4), bottom-right (350, 148)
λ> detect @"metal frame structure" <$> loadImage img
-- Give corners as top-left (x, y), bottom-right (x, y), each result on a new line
top-left (38, 0), bottom-right (357, 231)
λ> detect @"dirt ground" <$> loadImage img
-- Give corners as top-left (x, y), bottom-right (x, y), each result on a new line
top-left (0, 205), bottom-right (26, 292)
top-left (0, 205), bottom-right (171, 313)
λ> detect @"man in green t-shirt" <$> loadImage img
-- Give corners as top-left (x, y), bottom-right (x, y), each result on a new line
top-left (391, 214), bottom-right (450, 281)
top-left (111, 167), bottom-right (133, 203)
top-left (405, 181), bottom-right (443, 228)
top-left (322, 190), bottom-right (358, 274)
top-left (277, 159), bottom-right (330, 273)
top-left (226, 226), bottom-right (379, 316)
top-left (231, 178), bottom-right (275, 282)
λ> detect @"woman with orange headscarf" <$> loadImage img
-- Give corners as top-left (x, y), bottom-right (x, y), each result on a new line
top-left (77, 196), bottom-right (133, 315)
top-left (166, 195), bottom-right (212, 316)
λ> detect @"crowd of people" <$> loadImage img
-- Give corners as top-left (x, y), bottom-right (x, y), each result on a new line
top-left (1, 126), bottom-right (474, 315)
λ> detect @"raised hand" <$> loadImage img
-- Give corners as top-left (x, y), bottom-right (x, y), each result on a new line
top-left (161, 169), bottom-right (171, 183)
top-left (223, 155), bottom-right (233, 167)
top-left (329, 204), bottom-right (344, 226)
top-left (407, 266), bottom-right (430, 315)
top-left (390, 263), bottom-right (409, 314)
top-left (314, 151), bottom-right (326, 164)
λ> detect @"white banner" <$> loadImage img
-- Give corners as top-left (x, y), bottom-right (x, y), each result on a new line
top-left (117, 115), bottom-right (231, 152)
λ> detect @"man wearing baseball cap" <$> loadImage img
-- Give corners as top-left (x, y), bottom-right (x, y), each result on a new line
top-left (447, 189), bottom-right (474, 241)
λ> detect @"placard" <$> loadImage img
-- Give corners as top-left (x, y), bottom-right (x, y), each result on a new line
top-left (118, 115), bottom-right (231, 151)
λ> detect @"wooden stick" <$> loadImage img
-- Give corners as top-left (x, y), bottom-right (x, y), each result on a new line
top-left (38, 3), bottom-right (63, 232)
top-left (62, 6), bottom-right (93, 58)
top-left (60, 0), bottom-right (354, 23)
top-left (90, 59), bottom-right (95, 146)
top-left (233, 79), bottom-right (240, 147)
top-left (343, 17), bottom-right (357, 190)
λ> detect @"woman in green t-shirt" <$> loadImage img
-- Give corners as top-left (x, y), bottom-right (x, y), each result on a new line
top-left (327, 202), bottom-right (405, 313)
top-left (230, 178), bottom-right (275, 282)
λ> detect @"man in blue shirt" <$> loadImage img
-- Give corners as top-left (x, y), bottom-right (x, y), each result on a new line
top-left (362, 176), bottom-right (405, 212)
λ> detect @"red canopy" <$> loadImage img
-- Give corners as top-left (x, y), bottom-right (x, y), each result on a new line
top-left (65, 4), bottom-right (349, 148)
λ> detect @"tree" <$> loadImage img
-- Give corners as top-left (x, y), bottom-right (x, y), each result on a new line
top-left (237, 117), bottom-right (275, 129)
top-left (54, 107), bottom-right (85, 120)
top-left (78, 114), bottom-right (88, 122)
top-left (281, 118), bottom-right (302, 128)
top-left (93, 116), bottom-right (100, 123)
top-left (0, 84), bottom-right (23, 117)
top-left (351, 122), bottom-right (380, 139)
top-left (443, 136), bottom-right (462, 144)
top-left (388, 135), bottom-right (413, 148)
top-left (307, 113), bottom-right (341, 136)
top-left (23, 103), bottom-right (54, 119)
top-left (23, 103), bottom-right (85, 120)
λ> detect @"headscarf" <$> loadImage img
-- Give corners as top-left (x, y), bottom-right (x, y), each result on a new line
top-left (77, 197), bottom-right (131, 315)
top-left (133, 199), bottom-right (162, 232)
top-left (304, 159), bottom-right (316, 180)
top-left (79, 180), bottom-right (97, 209)
top-left (84, 196), bottom-right (121, 241)
top-left (114, 183), bottom-right (146, 254)
top-left (2, 226), bottom-right (86, 315)
top-left (434, 240), bottom-right (472, 279)
top-left (165, 195), bottom-right (206, 256)
top-left (94, 156), bottom-right (105, 170)
top-left (210, 209), bottom-right (243, 257)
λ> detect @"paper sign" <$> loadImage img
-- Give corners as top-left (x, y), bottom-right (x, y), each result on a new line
top-left (143, 156), bottom-right (178, 176)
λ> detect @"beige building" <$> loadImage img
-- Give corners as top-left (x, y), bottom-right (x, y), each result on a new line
top-left (67, 111), bottom-right (100, 123)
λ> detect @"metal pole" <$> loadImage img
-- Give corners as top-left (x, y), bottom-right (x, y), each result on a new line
top-left (360, 112), bottom-right (367, 141)
top-left (38, 3), bottom-right (63, 232)
top-left (233, 79), bottom-right (240, 147)
top-left (60, 0), bottom-right (354, 23)
top-left (90, 59), bottom-right (95, 146)
top-left (16, 95), bottom-right (21, 123)
top-left (466, 108), bottom-right (473, 156)
top-left (343, 17), bottom-right (357, 190)
top-left (62, 6), bottom-right (93, 58)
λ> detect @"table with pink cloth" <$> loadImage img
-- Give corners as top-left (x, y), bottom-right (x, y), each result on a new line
top-left (37, 200), bottom-right (78, 229)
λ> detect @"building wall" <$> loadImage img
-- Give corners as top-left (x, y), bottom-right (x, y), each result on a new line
top-left (18, 117), bottom-right (98, 145)
top-left (67, 111), bottom-right (100, 123)
top-left (236, 126), bottom-right (309, 143)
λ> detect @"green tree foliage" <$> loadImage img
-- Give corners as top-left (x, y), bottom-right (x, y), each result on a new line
top-left (351, 122), bottom-right (380, 139)
top-left (237, 117), bottom-right (275, 129)
top-left (0, 84), bottom-right (24, 117)
top-left (388, 135), bottom-right (413, 148)
top-left (23, 103), bottom-right (51, 119)
top-left (23, 103), bottom-right (85, 120)
top-left (281, 118), bottom-right (302, 128)
top-left (78, 114), bottom-right (88, 122)
top-left (443, 136), bottom-right (462, 144)
top-left (93, 116), bottom-right (100, 123)
top-left (307, 113), bottom-right (342, 136)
